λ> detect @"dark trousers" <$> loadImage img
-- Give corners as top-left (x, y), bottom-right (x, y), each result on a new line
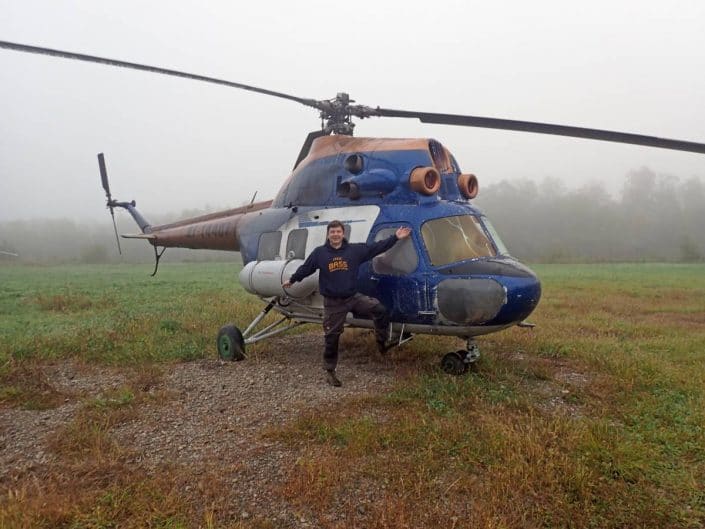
top-left (322, 293), bottom-right (389, 370)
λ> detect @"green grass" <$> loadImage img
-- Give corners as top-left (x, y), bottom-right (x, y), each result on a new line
top-left (2, 262), bottom-right (705, 528)
top-left (274, 262), bottom-right (705, 528)
top-left (0, 262), bottom-right (257, 366)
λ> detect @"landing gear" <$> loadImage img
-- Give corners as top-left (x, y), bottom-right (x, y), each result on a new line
top-left (217, 324), bottom-right (245, 361)
top-left (216, 298), bottom-right (309, 361)
top-left (384, 323), bottom-right (414, 351)
top-left (441, 351), bottom-right (467, 375)
top-left (440, 339), bottom-right (480, 375)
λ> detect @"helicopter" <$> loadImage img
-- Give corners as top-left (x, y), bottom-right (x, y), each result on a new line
top-left (3, 40), bottom-right (705, 375)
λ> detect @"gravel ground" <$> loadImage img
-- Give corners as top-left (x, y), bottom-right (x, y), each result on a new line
top-left (1, 334), bottom-right (591, 526)
top-left (0, 330), bottom-right (397, 526)
top-left (0, 363), bottom-right (128, 480)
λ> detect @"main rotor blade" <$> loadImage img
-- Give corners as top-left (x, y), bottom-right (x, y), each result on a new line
top-left (294, 130), bottom-right (330, 169)
top-left (6, 40), bottom-right (703, 155)
top-left (375, 108), bottom-right (705, 155)
top-left (0, 40), bottom-right (318, 109)
top-left (97, 152), bottom-right (110, 197)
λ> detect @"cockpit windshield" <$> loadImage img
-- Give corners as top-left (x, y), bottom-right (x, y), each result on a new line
top-left (481, 217), bottom-right (510, 256)
top-left (421, 215), bottom-right (496, 266)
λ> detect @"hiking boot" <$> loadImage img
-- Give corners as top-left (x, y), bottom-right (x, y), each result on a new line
top-left (325, 370), bottom-right (342, 387)
top-left (376, 339), bottom-right (391, 355)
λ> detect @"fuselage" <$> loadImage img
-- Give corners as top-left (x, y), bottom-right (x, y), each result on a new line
top-left (235, 201), bottom-right (540, 329)
top-left (134, 135), bottom-right (542, 331)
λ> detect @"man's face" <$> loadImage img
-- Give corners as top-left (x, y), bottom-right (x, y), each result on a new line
top-left (327, 226), bottom-right (345, 246)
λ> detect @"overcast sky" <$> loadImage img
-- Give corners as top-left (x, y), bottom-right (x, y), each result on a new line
top-left (1, 0), bottom-right (704, 223)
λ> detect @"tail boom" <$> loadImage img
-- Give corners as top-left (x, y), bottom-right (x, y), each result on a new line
top-left (125, 200), bottom-right (272, 251)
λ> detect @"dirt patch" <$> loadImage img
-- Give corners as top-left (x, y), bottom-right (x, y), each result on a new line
top-left (504, 351), bottom-right (593, 418)
top-left (0, 330), bottom-right (397, 525)
top-left (0, 402), bottom-right (81, 480)
top-left (0, 362), bottom-right (128, 483)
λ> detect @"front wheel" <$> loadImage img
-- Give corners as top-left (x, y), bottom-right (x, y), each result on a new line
top-left (217, 324), bottom-right (245, 361)
top-left (440, 351), bottom-right (468, 375)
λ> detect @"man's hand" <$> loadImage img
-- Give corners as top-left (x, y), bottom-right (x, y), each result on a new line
top-left (282, 280), bottom-right (292, 289)
top-left (396, 226), bottom-right (412, 239)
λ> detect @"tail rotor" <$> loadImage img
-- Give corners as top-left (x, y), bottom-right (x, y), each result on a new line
top-left (98, 153), bottom-right (122, 255)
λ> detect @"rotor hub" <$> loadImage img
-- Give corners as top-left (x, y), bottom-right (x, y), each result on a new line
top-left (315, 93), bottom-right (379, 135)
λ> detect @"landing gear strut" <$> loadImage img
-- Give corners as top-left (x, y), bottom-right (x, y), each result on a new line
top-left (440, 338), bottom-right (480, 375)
top-left (216, 298), bottom-right (309, 361)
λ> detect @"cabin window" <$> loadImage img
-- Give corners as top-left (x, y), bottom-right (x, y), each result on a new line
top-left (286, 229), bottom-right (308, 259)
top-left (421, 215), bottom-right (496, 266)
top-left (481, 217), bottom-right (510, 255)
top-left (257, 231), bottom-right (282, 260)
top-left (372, 227), bottom-right (418, 275)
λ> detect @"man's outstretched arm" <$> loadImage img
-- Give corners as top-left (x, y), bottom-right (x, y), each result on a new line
top-left (363, 226), bottom-right (412, 261)
top-left (283, 248), bottom-right (319, 288)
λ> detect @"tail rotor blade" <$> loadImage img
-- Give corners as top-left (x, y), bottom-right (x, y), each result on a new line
top-left (98, 152), bottom-right (122, 255)
top-left (110, 209), bottom-right (122, 255)
top-left (98, 152), bottom-right (111, 198)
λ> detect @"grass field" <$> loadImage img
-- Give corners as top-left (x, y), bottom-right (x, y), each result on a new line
top-left (1, 262), bottom-right (704, 528)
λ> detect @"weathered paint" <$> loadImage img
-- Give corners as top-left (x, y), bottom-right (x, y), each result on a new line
top-left (143, 200), bottom-right (272, 250)
top-left (119, 136), bottom-right (542, 334)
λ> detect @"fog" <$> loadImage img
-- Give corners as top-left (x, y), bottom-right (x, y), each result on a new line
top-left (2, 0), bottom-right (705, 226)
top-left (0, 204), bottom-right (243, 264)
top-left (2, 169), bottom-right (703, 264)
top-left (476, 168), bottom-right (705, 262)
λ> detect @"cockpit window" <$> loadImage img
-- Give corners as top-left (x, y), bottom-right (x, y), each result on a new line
top-left (481, 217), bottom-right (510, 255)
top-left (421, 215), bottom-right (496, 266)
top-left (372, 227), bottom-right (418, 275)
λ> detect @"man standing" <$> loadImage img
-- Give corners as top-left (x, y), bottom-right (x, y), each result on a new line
top-left (283, 220), bottom-right (412, 387)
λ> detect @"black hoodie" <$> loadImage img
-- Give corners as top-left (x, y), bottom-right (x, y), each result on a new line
top-left (289, 235), bottom-right (398, 298)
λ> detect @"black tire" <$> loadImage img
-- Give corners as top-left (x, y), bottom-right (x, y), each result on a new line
top-left (458, 349), bottom-right (479, 373)
top-left (441, 351), bottom-right (468, 375)
top-left (217, 324), bottom-right (245, 361)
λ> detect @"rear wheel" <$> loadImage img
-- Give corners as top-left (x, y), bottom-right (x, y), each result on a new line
top-left (217, 324), bottom-right (245, 361)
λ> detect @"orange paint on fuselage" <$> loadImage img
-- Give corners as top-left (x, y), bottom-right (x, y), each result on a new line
top-left (141, 137), bottom-right (456, 252)
top-left (147, 200), bottom-right (272, 251)
top-left (296, 136), bottom-right (433, 172)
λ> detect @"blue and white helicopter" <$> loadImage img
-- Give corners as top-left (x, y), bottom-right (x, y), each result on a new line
top-left (4, 41), bottom-right (704, 374)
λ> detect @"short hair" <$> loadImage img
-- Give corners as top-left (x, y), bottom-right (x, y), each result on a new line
top-left (327, 220), bottom-right (345, 233)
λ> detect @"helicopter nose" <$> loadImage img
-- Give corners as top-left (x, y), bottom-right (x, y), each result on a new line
top-left (437, 278), bottom-right (506, 325)
top-left (436, 261), bottom-right (541, 325)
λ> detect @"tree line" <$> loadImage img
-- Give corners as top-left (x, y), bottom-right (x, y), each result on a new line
top-left (1, 168), bottom-right (703, 264)
top-left (0, 207), bottom-right (241, 265)
top-left (475, 167), bottom-right (705, 262)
